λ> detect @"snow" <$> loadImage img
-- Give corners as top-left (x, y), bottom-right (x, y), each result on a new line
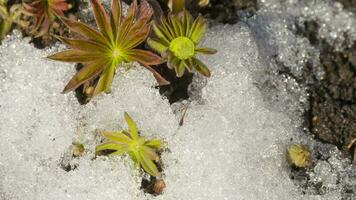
top-left (1, 0), bottom-right (355, 199)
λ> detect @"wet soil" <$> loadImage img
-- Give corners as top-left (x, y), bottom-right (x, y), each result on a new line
top-left (296, 20), bottom-right (356, 156)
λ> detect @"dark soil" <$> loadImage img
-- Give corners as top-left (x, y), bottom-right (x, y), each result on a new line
top-left (296, 20), bottom-right (356, 155)
top-left (336, 0), bottom-right (356, 12)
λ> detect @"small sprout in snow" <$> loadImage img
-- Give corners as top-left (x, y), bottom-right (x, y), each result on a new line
top-left (48, 0), bottom-right (165, 96)
top-left (148, 10), bottom-right (217, 77)
top-left (96, 112), bottom-right (164, 178)
top-left (286, 144), bottom-right (311, 168)
top-left (23, 0), bottom-right (70, 36)
top-left (72, 142), bottom-right (85, 157)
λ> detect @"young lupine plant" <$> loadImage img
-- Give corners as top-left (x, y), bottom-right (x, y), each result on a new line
top-left (96, 112), bottom-right (163, 177)
top-left (48, 0), bottom-right (166, 96)
top-left (23, 0), bottom-right (70, 36)
top-left (147, 10), bottom-right (217, 77)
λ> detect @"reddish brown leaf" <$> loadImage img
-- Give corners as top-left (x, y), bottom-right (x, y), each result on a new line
top-left (47, 49), bottom-right (102, 63)
top-left (61, 17), bottom-right (108, 45)
top-left (56, 36), bottom-right (109, 52)
top-left (111, 0), bottom-right (122, 29)
top-left (89, 0), bottom-right (113, 41)
top-left (195, 47), bottom-right (217, 55)
top-left (126, 49), bottom-right (163, 66)
top-left (62, 60), bottom-right (108, 93)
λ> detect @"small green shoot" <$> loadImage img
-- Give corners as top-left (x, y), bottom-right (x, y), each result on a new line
top-left (96, 112), bottom-right (163, 177)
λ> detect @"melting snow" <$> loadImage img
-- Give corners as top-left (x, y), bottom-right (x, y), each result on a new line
top-left (1, 0), bottom-right (355, 199)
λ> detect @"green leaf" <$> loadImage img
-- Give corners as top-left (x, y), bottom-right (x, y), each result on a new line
top-left (184, 58), bottom-right (193, 72)
top-left (182, 10), bottom-right (192, 36)
top-left (89, 0), bottom-right (113, 41)
top-left (124, 112), bottom-right (139, 140)
top-left (147, 38), bottom-right (168, 54)
top-left (138, 150), bottom-right (160, 177)
top-left (47, 49), bottom-right (102, 63)
top-left (193, 57), bottom-right (211, 77)
top-left (95, 142), bottom-right (128, 152)
top-left (167, 52), bottom-right (180, 70)
top-left (145, 139), bottom-right (162, 149)
top-left (94, 62), bottom-right (116, 95)
top-left (62, 59), bottom-right (108, 93)
top-left (141, 146), bottom-right (159, 161)
top-left (152, 22), bottom-right (171, 45)
top-left (189, 15), bottom-right (207, 43)
top-left (174, 59), bottom-right (186, 77)
top-left (164, 15), bottom-right (179, 38)
top-left (101, 131), bottom-right (132, 144)
top-left (171, 14), bottom-right (184, 36)
top-left (195, 47), bottom-right (217, 55)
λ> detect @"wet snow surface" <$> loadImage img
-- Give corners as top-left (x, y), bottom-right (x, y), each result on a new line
top-left (0, 0), bottom-right (355, 199)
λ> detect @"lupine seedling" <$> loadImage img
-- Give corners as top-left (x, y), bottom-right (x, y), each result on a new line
top-left (148, 10), bottom-right (217, 77)
top-left (23, 0), bottom-right (70, 36)
top-left (48, 0), bottom-right (166, 96)
top-left (96, 112), bottom-right (163, 177)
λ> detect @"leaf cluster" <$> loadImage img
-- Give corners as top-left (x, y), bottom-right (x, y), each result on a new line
top-left (23, 0), bottom-right (71, 36)
top-left (96, 112), bottom-right (163, 177)
top-left (48, 0), bottom-right (165, 95)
